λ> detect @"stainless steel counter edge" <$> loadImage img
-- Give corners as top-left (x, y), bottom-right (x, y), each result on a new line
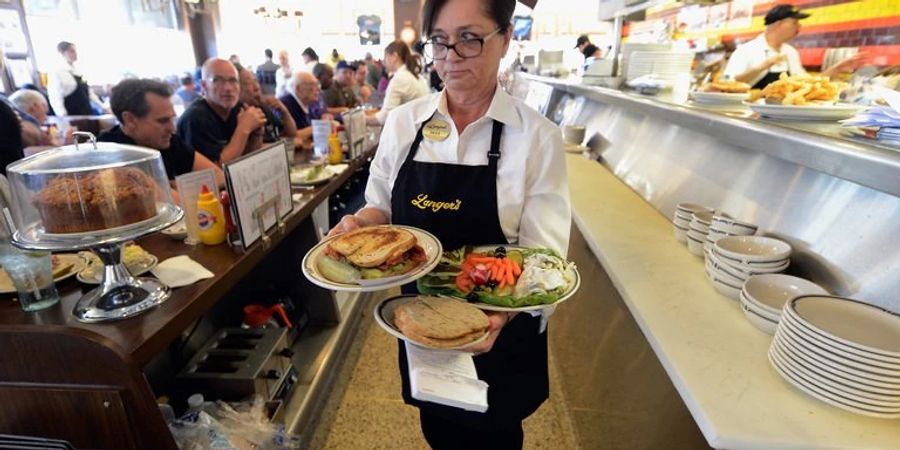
top-left (521, 74), bottom-right (900, 198)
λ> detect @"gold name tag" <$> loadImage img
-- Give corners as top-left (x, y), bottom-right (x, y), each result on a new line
top-left (423, 119), bottom-right (451, 141)
top-left (411, 193), bottom-right (462, 212)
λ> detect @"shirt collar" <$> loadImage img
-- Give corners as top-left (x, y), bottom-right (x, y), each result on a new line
top-left (413, 84), bottom-right (522, 129)
top-left (290, 91), bottom-right (309, 114)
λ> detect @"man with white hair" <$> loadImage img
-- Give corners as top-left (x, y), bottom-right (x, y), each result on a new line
top-left (278, 71), bottom-right (327, 148)
top-left (9, 89), bottom-right (73, 147)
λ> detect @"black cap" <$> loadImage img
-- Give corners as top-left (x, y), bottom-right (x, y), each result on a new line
top-left (575, 35), bottom-right (589, 48)
top-left (764, 5), bottom-right (810, 25)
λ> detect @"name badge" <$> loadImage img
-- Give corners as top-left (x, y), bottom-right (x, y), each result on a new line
top-left (423, 119), bottom-right (451, 141)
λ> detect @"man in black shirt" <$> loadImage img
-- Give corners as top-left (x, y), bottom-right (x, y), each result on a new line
top-left (177, 58), bottom-right (266, 164)
top-left (575, 35), bottom-right (602, 59)
top-left (237, 67), bottom-right (298, 144)
top-left (0, 96), bottom-right (24, 175)
top-left (99, 79), bottom-right (224, 191)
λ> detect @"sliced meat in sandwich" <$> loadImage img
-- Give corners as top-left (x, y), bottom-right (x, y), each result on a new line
top-left (319, 226), bottom-right (428, 283)
top-left (393, 296), bottom-right (489, 349)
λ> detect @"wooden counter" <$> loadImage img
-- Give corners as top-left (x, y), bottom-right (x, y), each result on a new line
top-left (0, 146), bottom-right (376, 449)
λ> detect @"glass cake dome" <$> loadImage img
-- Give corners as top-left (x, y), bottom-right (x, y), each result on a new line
top-left (5, 140), bottom-right (180, 250)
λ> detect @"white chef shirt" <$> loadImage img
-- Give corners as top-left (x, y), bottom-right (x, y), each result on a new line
top-left (374, 65), bottom-right (431, 125)
top-left (47, 61), bottom-right (103, 116)
top-left (364, 85), bottom-right (572, 257)
top-left (723, 34), bottom-right (807, 86)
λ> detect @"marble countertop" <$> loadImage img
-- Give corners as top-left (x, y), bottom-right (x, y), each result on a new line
top-left (566, 154), bottom-right (900, 449)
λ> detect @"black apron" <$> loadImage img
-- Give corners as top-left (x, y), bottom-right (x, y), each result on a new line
top-left (63, 73), bottom-right (94, 116)
top-left (391, 115), bottom-right (549, 430)
top-left (752, 70), bottom-right (785, 90)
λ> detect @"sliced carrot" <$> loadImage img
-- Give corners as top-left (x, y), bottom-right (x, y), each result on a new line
top-left (506, 269), bottom-right (515, 286)
top-left (495, 264), bottom-right (507, 282)
top-left (469, 256), bottom-right (496, 263)
top-left (511, 260), bottom-right (521, 276)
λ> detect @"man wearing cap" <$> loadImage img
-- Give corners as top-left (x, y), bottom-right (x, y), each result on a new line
top-left (575, 35), bottom-right (602, 60)
top-left (324, 60), bottom-right (360, 112)
top-left (724, 5), bottom-right (863, 89)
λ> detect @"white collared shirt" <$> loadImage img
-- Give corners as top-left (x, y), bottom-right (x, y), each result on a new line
top-left (723, 34), bottom-right (806, 86)
top-left (364, 85), bottom-right (572, 257)
top-left (375, 65), bottom-right (431, 124)
top-left (47, 60), bottom-right (103, 116)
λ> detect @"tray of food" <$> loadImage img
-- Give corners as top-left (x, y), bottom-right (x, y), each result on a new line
top-left (302, 225), bottom-right (443, 292)
top-left (417, 245), bottom-right (579, 312)
top-left (0, 253), bottom-right (86, 294)
top-left (745, 74), bottom-right (861, 120)
top-left (691, 80), bottom-right (751, 105)
top-left (374, 295), bottom-right (490, 350)
top-left (76, 243), bottom-right (157, 284)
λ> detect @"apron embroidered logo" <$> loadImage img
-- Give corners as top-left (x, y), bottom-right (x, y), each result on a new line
top-left (411, 193), bottom-right (462, 212)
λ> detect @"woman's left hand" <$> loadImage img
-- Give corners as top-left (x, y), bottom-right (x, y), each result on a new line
top-left (466, 311), bottom-right (516, 355)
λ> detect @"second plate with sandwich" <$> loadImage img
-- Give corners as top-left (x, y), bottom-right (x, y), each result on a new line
top-left (374, 294), bottom-right (490, 351)
top-left (302, 225), bottom-right (442, 292)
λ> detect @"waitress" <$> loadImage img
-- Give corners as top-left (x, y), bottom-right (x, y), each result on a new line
top-left (47, 42), bottom-right (105, 117)
top-left (723, 5), bottom-right (863, 89)
top-left (329, 0), bottom-right (571, 447)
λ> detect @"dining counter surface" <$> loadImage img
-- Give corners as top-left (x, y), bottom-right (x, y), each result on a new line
top-left (0, 148), bottom-right (375, 367)
top-left (566, 153), bottom-right (900, 449)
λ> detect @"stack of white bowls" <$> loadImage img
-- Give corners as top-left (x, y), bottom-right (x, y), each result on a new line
top-left (704, 214), bottom-right (758, 253)
top-left (770, 295), bottom-right (900, 419)
top-left (740, 274), bottom-right (828, 334)
top-left (686, 210), bottom-right (714, 257)
top-left (705, 235), bottom-right (792, 300)
top-left (673, 203), bottom-right (712, 244)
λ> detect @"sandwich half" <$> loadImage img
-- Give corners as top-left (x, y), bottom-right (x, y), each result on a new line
top-left (393, 296), bottom-right (489, 349)
top-left (318, 226), bottom-right (427, 283)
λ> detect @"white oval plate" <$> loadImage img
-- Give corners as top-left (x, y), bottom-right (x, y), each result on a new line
top-left (373, 294), bottom-right (489, 351)
top-left (690, 91), bottom-right (749, 105)
top-left (301, 225), bottom-right (442, 292)
top-left (429, 245), bottom-right (581, 313)
top-left (772, 338), bottom-right (900, 404)
top-left (768, 348), bottom-right (900, 418)
top-left (76, 254), bottom-right (158, 285)
top-left (746, 102), bottom-right (863, 121)
top-left (788, 295), bottom-right (900, 358)
top-left (290, 165), bottom-right (339, 186)
top-left (774, 331), bottom-right (900, 394)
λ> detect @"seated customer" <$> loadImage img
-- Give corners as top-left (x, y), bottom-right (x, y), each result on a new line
top-left (174, 74), bottom-right (201, 105)
top-left (279, 71), bottom-right (325, 145)
top-left (9, 89), bottom-right (68, 148)
top-left (100, 79), bottom-right (224, 190)
top-left (312, 63), bottom-right (344, 116)
top-left (324, 61), bottom-right (360, 111)
top-left (237, 67), bottom-right (298, 144)
top-left (0, 97), bottom-right (24, 175)
top-left (177, 58), bottom-right (267, 163)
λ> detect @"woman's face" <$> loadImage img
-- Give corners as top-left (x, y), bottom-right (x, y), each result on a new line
top-left (429, 0), bottom-right (511, 93)
top-left (383, 52), bottom-right (399, 73)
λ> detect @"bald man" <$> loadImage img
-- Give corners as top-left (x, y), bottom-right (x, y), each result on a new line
top-left (176, 57), bottom-right (267, 164)
top-left (279, 71), bottom-right (326, 147)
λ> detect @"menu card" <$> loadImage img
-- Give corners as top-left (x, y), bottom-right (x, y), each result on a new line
top-left (174, 169), bottom-right (218, 245)
top-left (311, 119), bottom-right (332, 157)
top-left (344, 109), bottom-right (366, 159)
top-left (223, 142), bottom-right (293, 248)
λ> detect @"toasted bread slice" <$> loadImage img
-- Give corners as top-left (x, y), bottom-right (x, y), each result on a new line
top-left (329, 227), bottom-right (417, 268)
top-left (394, 296), bottom-right (489, 340)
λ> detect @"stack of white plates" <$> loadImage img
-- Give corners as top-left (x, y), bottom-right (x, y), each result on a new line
top-left (770, 295), bottom-right (900, 419)
top-left (704, 214), bottom-right (757, 253)
top-left (740, 274), bottom-right (828, 334)
top-left (672, 203), bottom-right (712, 245)
top-left (705, 236), bottom-right (791, 300)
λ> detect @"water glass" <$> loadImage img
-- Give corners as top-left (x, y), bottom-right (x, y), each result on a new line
top-left (0, 246), bottom-right (60, 312)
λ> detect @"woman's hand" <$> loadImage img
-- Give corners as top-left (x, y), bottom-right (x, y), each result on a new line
top-left (325, 207), bottom-right (390, 237)
top-left (327, 214), bottom-right (367, 237)
top-left (466, 312), bottom-right (517, 355)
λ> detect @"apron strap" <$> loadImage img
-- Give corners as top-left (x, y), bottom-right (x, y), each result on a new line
top-left (404, 112), bottom-right (436, 165)
top-left (488, 119), bottom-right (503, 170)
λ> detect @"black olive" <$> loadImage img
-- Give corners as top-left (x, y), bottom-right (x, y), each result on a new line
top-left (495, 246), bottom-right (507, 257)
top-left (486, 280), bottom-right (498, 288)
top-left (466, 292), bottom-right (479, 302)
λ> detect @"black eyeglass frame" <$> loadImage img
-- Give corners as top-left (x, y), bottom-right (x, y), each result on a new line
top-left (423, 28), bottom-right (503, 61)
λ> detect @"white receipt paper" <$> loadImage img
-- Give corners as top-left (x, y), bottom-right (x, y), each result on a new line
top-left (406, 342), bottom-right (489, 413)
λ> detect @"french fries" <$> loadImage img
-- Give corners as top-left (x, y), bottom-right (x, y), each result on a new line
top-left (758, 73), bottom-right (842, 105)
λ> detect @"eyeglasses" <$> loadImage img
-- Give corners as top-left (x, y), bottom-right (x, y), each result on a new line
top-left (208, 76), bottom-right (239, 87)
top-left (424, 28), bottom-right (502, 60)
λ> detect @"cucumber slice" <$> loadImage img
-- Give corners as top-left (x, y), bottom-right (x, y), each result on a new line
top-left (317, 256), bottom-right (361, 283)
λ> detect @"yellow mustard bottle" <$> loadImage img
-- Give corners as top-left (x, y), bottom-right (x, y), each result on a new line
top-left (196, 184), bottom-right (226, 245)
top-left (328, 132), bottom-right (342, 164)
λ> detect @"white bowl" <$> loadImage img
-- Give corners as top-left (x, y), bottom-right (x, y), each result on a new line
top-left (706, 251), bottom-right (751, 281)
top-left (673, 224), bottom-right (689, 243)
top-left (741, 291), bottom-right (782, 322)
top-left (676, 203), bottom-right (713, 216)
top-left (710, 223), bottom-right (756, 237)
top-left (563, 125), bottom-right (586, 145)
top-left (692, 210), bottom-right (716, 225)
top-left (707, 269), bottom-right (742, 300)
top-left (741, 299), bottom-right (779, 334)
top-left (715, 235), bottom-right (792, 263)
top-left (687, 233), bottom-right (706, 256)
top-left (673, 215), bottom-right (692, 228)
top-left (743, 274), bottom-right (828, 316)
top-left (706, 228), bottom-right (735, 243)
top-left (711, 215), bottom-right (758, 235)
top-left (689, 219), bottom-right (710, 234)
top-left (706, 256), bottom-right (745, 285)
top-left (712, 247), bottom-right (790, 270)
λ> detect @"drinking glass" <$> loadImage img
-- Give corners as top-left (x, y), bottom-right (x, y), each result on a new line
top-left (0, 244), bottom-right (60, 312)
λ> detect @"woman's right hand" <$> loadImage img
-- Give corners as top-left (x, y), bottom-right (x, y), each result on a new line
top-left (327, 214), bottom-right (366, 237)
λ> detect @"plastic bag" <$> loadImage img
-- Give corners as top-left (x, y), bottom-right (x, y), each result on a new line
top-left (168, 395), bottom-right (300, 450)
